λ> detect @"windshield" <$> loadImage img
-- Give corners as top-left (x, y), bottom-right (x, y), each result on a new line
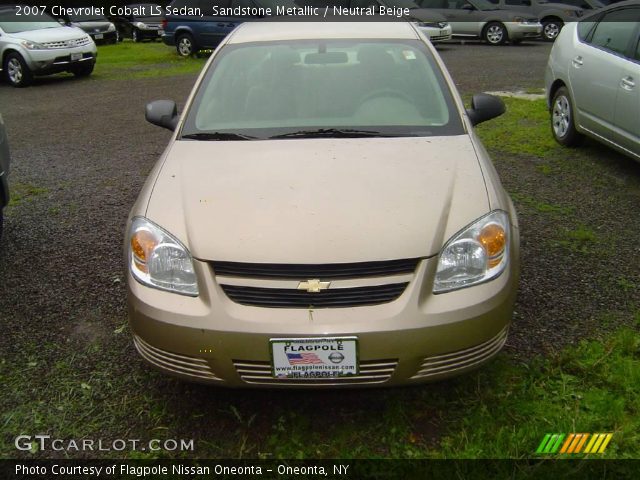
top-left (182, 39), bottom-right (463, 140)
top-left (69, 13), bottom-right (108, 22)
top-left (467, 0), bottom-right (499, 10)
top-left (0, 11), bottom-right (60, 33)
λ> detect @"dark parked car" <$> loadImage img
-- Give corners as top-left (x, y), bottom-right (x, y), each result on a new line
top-left (55, 12), bottom-right (119, 44)
top-left (0, 114), bottom-right (10, 240)
top-left (110, 4), bottom-right (165, 42)
top-left (162, 0), bottom-right (299, 56)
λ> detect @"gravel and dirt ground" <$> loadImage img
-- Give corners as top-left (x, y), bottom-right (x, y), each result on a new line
top-left (1, 41), bottom-right (639, 459)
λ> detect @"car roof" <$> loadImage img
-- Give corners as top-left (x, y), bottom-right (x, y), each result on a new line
top-left (227, 21), bottom-right (420, 44)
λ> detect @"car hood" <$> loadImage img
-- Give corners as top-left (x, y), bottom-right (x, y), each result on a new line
top-left (10, 26), bottom-right (87, 42)
top-left (73, 21), bottom-right (111, 29)
top-left (145, 136), bottom-right (490, 263)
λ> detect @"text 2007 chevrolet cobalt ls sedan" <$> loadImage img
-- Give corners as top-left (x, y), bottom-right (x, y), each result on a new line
top-left (126, 22), bottom-right (520, 387)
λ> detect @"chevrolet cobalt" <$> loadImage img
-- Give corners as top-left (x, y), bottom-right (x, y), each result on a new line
top-left (126, 22), bottom-right (520, 387)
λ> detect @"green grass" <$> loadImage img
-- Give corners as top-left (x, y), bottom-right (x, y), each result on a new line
top-left (475, 98), bottom-right (560, 158)
top-left (92, 41), bottom-right (206, 80)
top-left (2, 324), bottom-right (638, 459)
top-left (8, 182), bottom-right (48, 206)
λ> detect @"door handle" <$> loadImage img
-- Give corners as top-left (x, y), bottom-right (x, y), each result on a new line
top-left (621, 76), bottom-right (635, 90)
top-left (572, 56), bottom-right (583, 67)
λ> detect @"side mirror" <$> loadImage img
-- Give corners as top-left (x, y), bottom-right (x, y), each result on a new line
top-left (145, 100), bottom-right (179, 131)
top-left (466, 93), bottom-right (505, 126)
top-left (462, 3), bottom-right (475, 10)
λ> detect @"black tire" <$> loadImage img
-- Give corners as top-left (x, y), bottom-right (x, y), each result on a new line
top-left (132, 28), bottom-right (141, 42)
top-left (550, 86), bottom-right (583, 147)
top-left (4, 52), bottom-right (33, 87)
top-left (0, 208), bottom-right (3, 241)
top-left (542, 19), bottom-right (563, 42)
top-left (176, 33), bottom-right (195, 57)
top-left (483, 22), bottom-right (507, 46)
top-left (70, 63), bottom-right (94, 78)
top-left (117, 30), bottom-right (124, 42)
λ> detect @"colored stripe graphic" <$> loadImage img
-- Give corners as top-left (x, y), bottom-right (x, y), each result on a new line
top-left (539, 433), bottom-right (613, 454)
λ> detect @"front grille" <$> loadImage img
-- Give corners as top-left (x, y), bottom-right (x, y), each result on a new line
top-left (221, 283), bottom-right (408, 308)
top-left (43, 37), bottom-right (91, 49)
top-left (133, 335), bottom-right (221, 381)
top-left (212, 258), bottom-right (420, 279)
top-left (411, 327), bottom-right (508, 380)
top-left (234, 359), bottom-right (397, 385)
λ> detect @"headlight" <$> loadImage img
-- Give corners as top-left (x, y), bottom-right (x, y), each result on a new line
top-left (134, 22), bottom-right (148, 30)
top-left (434, 211), bottom-right (510, 293)
top-left (107, 23), bottom-right (116, 32)
top-left (21, 40), bottom-right (47, 50)
top-left (128, 217), bottom-right (198, 296)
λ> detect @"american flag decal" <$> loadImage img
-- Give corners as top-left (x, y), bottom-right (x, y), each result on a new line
top-left (286, 352), bottom-right (324, 365)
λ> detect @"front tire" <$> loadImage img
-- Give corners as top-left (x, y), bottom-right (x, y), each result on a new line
top-left (4, 52), bottom-right (33, 87)
top-left (483, 22), bottom-right (507, 46)
top-left (132, 28), bottom-right (141, 42)
top-left (176, 33), bottom-right (195, 57)
top-left (542, 19), bottom-right (563, 42)
top-left (551, 86), bottom-right (582, 147)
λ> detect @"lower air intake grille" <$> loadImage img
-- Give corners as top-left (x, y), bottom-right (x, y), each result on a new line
top-left (411, 326), bottom-right (508, 380)
top-left (220, 283), bottom-right (408, 308)
top-left (234, 359), bottom-right (398, 385)
top-left (133, 335), bottom-right (221, 381)
top-left (212, 258), bottom-right (420, 279)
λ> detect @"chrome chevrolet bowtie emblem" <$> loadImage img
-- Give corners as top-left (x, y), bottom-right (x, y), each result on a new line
top-left (297, 279), bottom-right (331, 293)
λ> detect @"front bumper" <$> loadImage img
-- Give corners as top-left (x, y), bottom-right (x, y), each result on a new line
top-left (127, 248), bottom-right (519, 388)
top-left (419, 25), bottom-right (453, 43)
top-left (505, 22), bottom-right (543, 40)
top-left (24, 46), bottom-right (97, 75)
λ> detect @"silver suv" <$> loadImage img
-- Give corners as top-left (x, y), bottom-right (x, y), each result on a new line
top-left (0, 6), bottom-right (97, 87)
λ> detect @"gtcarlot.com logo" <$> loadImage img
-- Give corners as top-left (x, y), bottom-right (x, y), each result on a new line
top-left (536, 433), bottom-right (613, 455)
top-left (14, 435), bottom-right (195, 453)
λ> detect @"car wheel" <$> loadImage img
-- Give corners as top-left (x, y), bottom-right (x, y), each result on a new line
top-left (71, 63), bottom-right (94, 78)
top-left (542, 19), bottom-right (562, 42)
top-left (483, 22), bottom-right (507, 46)
top-left (4, 52), bottom-right (33, 87)
top-left (176, 33), bottom-right (195, 57)
top-left (0, 208), bottom-right (3, 240)
top-left (551, 86), bottom-right (582, 147)
top-left (132, 28), bottom-right (141, 42)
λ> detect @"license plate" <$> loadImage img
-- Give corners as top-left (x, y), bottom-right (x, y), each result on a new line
top-left (158, 30), bottom-right (164, 35)
top-left (270, 337), bottom-right (358, 379)
top-left (70, 53), bottom-right (82, 61)
top-left (95, 33), bottom-right (103, 40)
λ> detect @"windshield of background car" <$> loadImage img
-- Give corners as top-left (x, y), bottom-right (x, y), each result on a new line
top-left (0, 11), bottom-right (60, 33)
top-left (182, 39), bottom-right (464, 139)
top-left (69, 13), bottom-right (109, 22)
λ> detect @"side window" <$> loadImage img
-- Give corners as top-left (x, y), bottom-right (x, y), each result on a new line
top-left (590, 9), bottom-right (639, 57)
top-left (506, 0), bottom-right (530, 5)
top-left (635, 38), bottom-right (640, 61)
top-left (486, 0), bottom-right (499, 4)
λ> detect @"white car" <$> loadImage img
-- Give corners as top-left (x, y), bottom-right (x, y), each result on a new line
top-left (0, 6), bottom-right (97, 87)
top-left (545, 0), bottom-right (640, 161)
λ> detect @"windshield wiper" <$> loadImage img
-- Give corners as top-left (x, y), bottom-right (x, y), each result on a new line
top-left (269, 128), bottom-right (398, 139)
top-left (181, 132), bottom-right (257, 141)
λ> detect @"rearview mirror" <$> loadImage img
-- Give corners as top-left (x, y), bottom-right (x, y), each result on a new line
top-left (466, 94), bottom-right (505, 126)
top-left (145, 100), bottom-right (179, 131)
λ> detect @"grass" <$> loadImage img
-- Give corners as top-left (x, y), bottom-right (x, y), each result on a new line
top-left (2, 323), bottom-right (638, 460)
top-left (92, 41), bottom-right (207, 80)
